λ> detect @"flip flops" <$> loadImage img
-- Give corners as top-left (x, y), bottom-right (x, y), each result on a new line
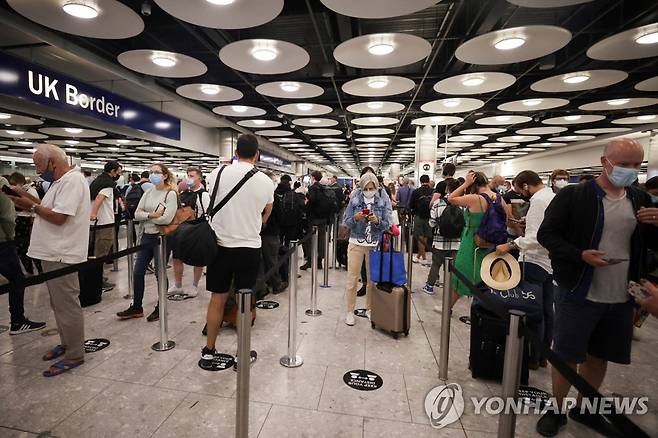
top-left (43, 359), bottom-right (84, 377)
top-left (42, 345), bottom-right (66, 361)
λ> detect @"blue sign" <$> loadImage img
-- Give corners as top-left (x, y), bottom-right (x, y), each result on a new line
top-left (259, 150), bottom-right (291, 168)
top-left (0, 51), bottom-right (181, 140)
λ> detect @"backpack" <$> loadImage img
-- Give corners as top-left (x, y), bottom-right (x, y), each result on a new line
top-left (179, 189), bottom-right (205, 217)
top-left (438, 202), bottom-right (465, 238)
top-left (278, 190), bottom-right (299, 228)
top-left (313, 185), bottom-right (338, 217)
top-left (125, 182), bottom-right (145, 218)
top-left (475, 193), bottom-right (508, 247)
top-left (415, 190), bottom-right (433, 218)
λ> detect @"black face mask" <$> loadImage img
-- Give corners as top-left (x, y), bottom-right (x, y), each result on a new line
top-left (112, 174), bottom-right (120, 181)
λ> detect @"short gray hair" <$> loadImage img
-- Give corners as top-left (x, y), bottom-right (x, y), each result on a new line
top-left (35, 144), bottom-right (67, 164)
top-left (359, 172), bottom-right (378, 190)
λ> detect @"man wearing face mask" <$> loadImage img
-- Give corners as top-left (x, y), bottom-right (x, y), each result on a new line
top-left (89, 160), bottom-right (121, 259)
top-left (536, 139), bottom-right (658, 436)
top-left (489, 175), bottom-right (507, 195)
top-left (550, 169), bottom-right (570, 194)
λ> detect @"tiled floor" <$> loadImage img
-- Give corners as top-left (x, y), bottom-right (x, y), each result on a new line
top-left (0, 249), bottom-right (656, 437)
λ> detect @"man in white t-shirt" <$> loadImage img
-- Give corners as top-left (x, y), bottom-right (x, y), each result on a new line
top-left (200, 134), bottom-right (273, 370)
top-left (9, 144), bottom-right (90, 377)
top-left (89, 161), bottom-right (121, 258)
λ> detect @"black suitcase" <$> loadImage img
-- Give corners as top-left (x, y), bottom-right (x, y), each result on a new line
top-left (469, 302), bottom-right (529, 385)
top-left (79, 223), bottom-right (103, 308)
top-left (336, 240), bottom-right (348, 268)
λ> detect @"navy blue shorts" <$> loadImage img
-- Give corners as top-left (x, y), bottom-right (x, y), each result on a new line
top-left (552, 287), bottom-right (634, 364)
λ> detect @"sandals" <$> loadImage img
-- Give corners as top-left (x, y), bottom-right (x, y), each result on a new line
top-left (42, 345), bottom-right (66, 361)
top-left (43, 359), bottom-right (84, 377)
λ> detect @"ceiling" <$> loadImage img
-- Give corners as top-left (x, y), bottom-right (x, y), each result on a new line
top-left (0, 0), bottom-right (657, 176)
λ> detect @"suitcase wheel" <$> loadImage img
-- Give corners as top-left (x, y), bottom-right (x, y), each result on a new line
top-left (404, 330), bottom-right (409, 337)
top-left (392, 332), bottom-right (399, 339)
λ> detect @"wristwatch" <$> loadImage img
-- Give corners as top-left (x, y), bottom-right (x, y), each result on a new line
top-left (30, 204), bottom-right (38, 214)
top-left (509, 240), bottom-right (519, 251)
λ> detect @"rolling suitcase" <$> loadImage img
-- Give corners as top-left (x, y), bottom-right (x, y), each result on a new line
top-left (370, 283), bottom-right (410, 339)
top-left (469, 302), bottom-right (529, 385)
top-left (79, 222), bottom-right (103, 308)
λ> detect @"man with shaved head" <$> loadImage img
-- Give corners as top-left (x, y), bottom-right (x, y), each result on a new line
top-left (489, 174), bottom-right (506, 194)
top-left (10, 144), bottom-right (90, 377)
top-left (536, 138), bottom-right (658, 436)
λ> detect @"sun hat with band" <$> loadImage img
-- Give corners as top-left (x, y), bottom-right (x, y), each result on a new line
top-left (480, 252), bottom-right (522, 290)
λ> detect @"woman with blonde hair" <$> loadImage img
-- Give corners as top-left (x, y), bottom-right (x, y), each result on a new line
top-left (117, 163), bottom-right (178, 322)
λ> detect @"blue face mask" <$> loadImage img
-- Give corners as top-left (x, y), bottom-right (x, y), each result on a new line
top-left (651, 194), bottom-right (658, 205)
top-left (185, 178), bottom-right (195, 187)
top-left (39, 159), bottom-right (54, 183)
top-left (606, 159), bottom-right (639, 188)
top-left (149, 173), bottom-right (163, 186)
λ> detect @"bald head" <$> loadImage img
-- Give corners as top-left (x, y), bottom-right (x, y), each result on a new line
top-left (490, 175), bottom-right (505, 189)
top-left (603, 138), bottom-right (644, 160)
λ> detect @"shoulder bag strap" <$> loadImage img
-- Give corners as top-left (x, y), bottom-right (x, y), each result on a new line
top-left (206, 166), bottom-right (226, 218)
top-left (209, 167), bottom-right (259, 217)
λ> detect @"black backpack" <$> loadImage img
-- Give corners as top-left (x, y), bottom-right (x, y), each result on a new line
top-left (278, 190), bottom-right (300, 228)
top-left (415, 191), bottom-right (433, 218)
top-left (438, 202), bottom-right (465, 239)
top-left (125, 182), bottom-right (145, 218)
top-left (313, 185), bottom-right (338, 217)
top-left (179, 189), bottom-right (205, 216)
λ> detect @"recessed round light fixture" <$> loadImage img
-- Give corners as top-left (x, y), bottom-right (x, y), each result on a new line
top-left (495, 116), bottom-right (511, 122)
top-left (251, 47), bottom-right (278, 62)
top-left (116, 139), bottom-right (131, 144)
top-left (151, 54), bottom-right (177, 68)
top-left (370, 117), bottom-right (382, 123)
top-left (461, 76), bottom-right (485, 87)
top-left (65, 140), bottom-right (79, 145)
top-left (206, 0), bottom-right (235, 4)
top-left (296, 103), bottom-right (314, 111)
top-left (443, 98), bottom-right (461, 108)
top-left (200, 84), bottom-right (221, 95)
top-left (635, 31), bottom-right (658, 45)
top-left (108, 147), bottom-right (120, 151)
top-left (367, 78), bottom-right (389, 89)
top-left (64, 127), bottom-right (83, 134)
top-left (564, 115), bottom-right (581, 121)
top-left (430, 116), bottom-right (445, 123)
top-left (17, 141), bottom-right (32, 146)
top-left (62, 1), bottom-right (99, 19)
top-left (309, 119), bottom-right (322, 124)
top-left (0, 113), bottom-right (11, 120)
top-left (368, 43), bottom-right (395, 56)
top-left (522, 99), bottom-right (543, 107)
top-left (366, 101), bottom-right (384, 110)
top-left (563, 74), bottom-right (590, 84)
top-left (232, 105), bottom-right (248, 113)
top-left (638, 115), bottom-right (656, 121)
top-left (155, 122), bottom-right (171, 129)
top-left (607, 98), bottom-right (630, 106)
top-left (494, 37), bottom-right (526, 51)
top-left (280, 82), bottom-right (301, 93)
top-left (6, 130), bottom-right (24, 136)
top-left (253, 120), bottom-right (267, 125)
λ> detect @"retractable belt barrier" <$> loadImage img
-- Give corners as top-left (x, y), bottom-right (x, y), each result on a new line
top-left (89, 219), bottom-right (128, 231)
top-left (450, 266), bottom-right (650, 438)
top-left (260, 229), bottom-right (315, 284)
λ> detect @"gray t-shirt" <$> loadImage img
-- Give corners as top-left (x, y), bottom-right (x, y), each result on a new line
top-left (587, 194), bottom-right (636, 303)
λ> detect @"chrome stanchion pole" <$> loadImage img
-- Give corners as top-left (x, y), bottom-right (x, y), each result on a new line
top-left (438, 257), bottom-right (453, 381)
top-left (111, 223), bottom-right (120, 271)
top-left (331, 216), bottom-right (339, 269)
top-left (280, 241), bottom-right (303, 368)
top-left (305, 227), bottom-right (322, 316)
top-left (321, 225), bottom-right (330, 288)
top-left (124, 219), bottom-right (135, 300)
top-left (152, 235), bottom-right (175, 352)
top-left (498, 310), bottom-right (526, 438)
top-left (235, 288), bottom-right (252, 438)
top-left (406, 216), bottom-right (414, 292)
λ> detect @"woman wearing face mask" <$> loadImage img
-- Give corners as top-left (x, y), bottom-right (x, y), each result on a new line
top-left (342, 173), bottom-right (392, 326)
top-left (117, 163), bottom-right (178, 322)
top-left (550, 169), bottom-right (570, 194)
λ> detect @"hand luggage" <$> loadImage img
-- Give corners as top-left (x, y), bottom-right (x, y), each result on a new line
top-left (469, 302), bottom-right (529, 385)
top-left (222, 288), bottom-right (256, 328)
top-left (79, 221), bottom-right (103, 308)
top-left (370, 284), bottom-right (410, 339)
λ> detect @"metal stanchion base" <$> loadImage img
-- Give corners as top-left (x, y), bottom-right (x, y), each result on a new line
top-left (279, 355), bottom-right (304, 368)
top-left (320, 284), bottom-right (331, 288)
top-left (123, 294), bottom-right (133, 300)
top-left (151, 340), bottom-right (176, 352)
top-left (305, 309), bottom-right (322, 316)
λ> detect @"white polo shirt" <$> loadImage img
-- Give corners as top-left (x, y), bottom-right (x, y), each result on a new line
top-left (206, 162), bottom-right (274, 248)
top-left (28, 167), bottom-right (91, 264)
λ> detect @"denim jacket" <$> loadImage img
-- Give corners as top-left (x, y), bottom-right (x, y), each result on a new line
top-left (343, 189), bottom-right (392, 244)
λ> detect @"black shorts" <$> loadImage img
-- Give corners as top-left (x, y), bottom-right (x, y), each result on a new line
top-left (552, 287), bottom-right (634, 364)
top-left (206, 245), bottom-right (261, 294)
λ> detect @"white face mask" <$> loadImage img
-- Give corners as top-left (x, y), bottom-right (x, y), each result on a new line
top-left (363, 190), bottom-right (376, 200)
top-left (554, 179), bottom-right (568, 189)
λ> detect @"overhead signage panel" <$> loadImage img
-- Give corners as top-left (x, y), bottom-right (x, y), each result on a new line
top-left (0, 51), bottom-right (181, 140)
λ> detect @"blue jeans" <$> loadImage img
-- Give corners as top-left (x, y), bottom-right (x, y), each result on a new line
top-left (0, 243), bottom-right (26, 324)
top-left (133, 234), bottom-right (169, 310)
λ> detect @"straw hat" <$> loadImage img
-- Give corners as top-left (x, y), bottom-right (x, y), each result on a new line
top-left (480, 252), bottom-right (522, 290)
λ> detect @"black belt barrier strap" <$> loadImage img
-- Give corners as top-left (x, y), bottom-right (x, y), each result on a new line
top-left (90, 220), bottom-right (128, 231)
top-left (450, 266), bottom-right (650, 438)
top-left (262, 229), bottom-right (315, 284)
top-left (0, 240), bottom-right (158, 296)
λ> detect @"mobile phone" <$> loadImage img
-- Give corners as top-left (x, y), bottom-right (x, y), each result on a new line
top-left (1, 185), bottom-right (19, 197)
top-left (155, 203), bottom-right (166, 213)
top-left (603, 258), bottom-right (628, 265)
top-left (628, 281), bottom-right (651, 300)
top-left (362, 208), bottom-right (370, 216)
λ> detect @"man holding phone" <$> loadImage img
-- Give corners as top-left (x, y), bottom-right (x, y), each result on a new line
top-left (536, 138), bottom-right (658, 436)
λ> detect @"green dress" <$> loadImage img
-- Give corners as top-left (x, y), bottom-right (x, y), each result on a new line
top-left (451, 208), bottom-right (486, 296)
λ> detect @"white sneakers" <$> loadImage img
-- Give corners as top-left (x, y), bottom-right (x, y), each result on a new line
top-left (345, 312), bottom-right (356, 326)
top-left (188, 285), bottom-right (200, 298)
top-left (167, 285), bottom-right (183, 296)
top-left (412, 255), bottom-right (420, 263)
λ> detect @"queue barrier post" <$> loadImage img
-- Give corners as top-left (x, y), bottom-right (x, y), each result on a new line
top-left (497, 310), bottom-right (526, 438)
top-left (406, 216), bottom-right (414, 292)
top-left (151, 235), bottom-right (175, 352)
top-left (280, 240), bottom-right (303, 368)
top-left (124, 218), bottom-right (135, 300)
top-left (235, 288), bottom-right (252, 438)
top-left (321, 225), bottom-right (330, 288)
top-left (305, 227), bottom-right (322, 316)
top-left (111, 223), bottom-right (120, 272)
top-left (438, 257), bottom-right (453, 381)
top-left (331, 216), bottom-right (339, 269)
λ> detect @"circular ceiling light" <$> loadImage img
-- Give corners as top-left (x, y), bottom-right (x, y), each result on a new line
top-left (462, 76), bottom-right (485, 87)
top-left (280, 82), bottom-right (301, 93)
top-left (151, 54), bottom-right (177, 68)
top-left (367, 101), bottom-right (384, 109)
top-left (607, 98), bottom-right (630, 106)
top-left (253, 120), bottom-right (267, 125)
top-left (200, 84), bottom-right (220, 95)
top-left (367, 78), bottom-right (389, 89)
top-left (638, 115), bottom-right (656, 121)
top-left (18, 141), bottom-right (33, 145)
top-left (494, 37), bottom-right (526, 50)
top-left (6, 130), bottom-right (24, 136)
top-left (430, 116), bottom-right (445, 123)
top-left (65, 140), bottom-right (79, 145)
top-left (64, 127), bottom-right (83, 134)
top-left (309, 118), bottom-right (322, 124)
top-left (564, 115), bottom-right (581, 121)
top-left (116, 139), bottom-right (131, 144)
top-left (62, 1), bottom-right (99, 19)
top-left (443, 98), bottom-right (461, 108)
top-left (251, 47), bottom-right (278, 62)
top-left (635, 31), bottom-right (658, 45)
top-left (0, 113), bottom-right (11, 120)
top-left (297, 103), bottom-right (314, 111)
top-left (370, 117), bottom-right (382, 123)
top-left (368, 43), bottom-right (395, 56)
top-left (522, 99), bottom-right (543, 107)
top-left (232, 105), bottom-right (248, 113)
top-left (563, 74), bottom-right (589, 84)
top-left (206, 0), bottom-right (235, 4)
top-left (496, 116), bottom-right (511, 122)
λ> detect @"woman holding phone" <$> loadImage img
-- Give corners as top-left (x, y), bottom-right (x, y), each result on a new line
top-left (342, 173), bottom-right (392, 326)
top-left (117, 163), bottom-right (178, 322)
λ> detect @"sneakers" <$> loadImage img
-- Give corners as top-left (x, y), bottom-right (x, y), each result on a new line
top-left (421, 284), bottom-right (435, 295)
top-left (101, 281), bottom-right (114, 293)
top-left (568, 407), bottom-right (620, 436)
top-left (9, 319), bottom-right (46, 335)
top-left (116, 306), bottom-right (144, 320)
top-left (187, 285), bottom-right (200, 298)
top-left (147, 306), bottom-right (159, 322)
top-left (345, 312), bottom-right (356, 326)
top-left (233, 350), bottom-right (258, 371)
top-left (167, 285), bottom-right (183, 297)
top-left (199, 346), bottom-right (216, 370)
top-left (300, 262), bottom-right (311, 271)
top-left (356, 286), bottom-right (366, 297)
top-left (412, 255), bottom-right (420, 263)
top-left (536, 412), bottom-right (567, 437)
top-left (366, 309), bottom-right (372, 320)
